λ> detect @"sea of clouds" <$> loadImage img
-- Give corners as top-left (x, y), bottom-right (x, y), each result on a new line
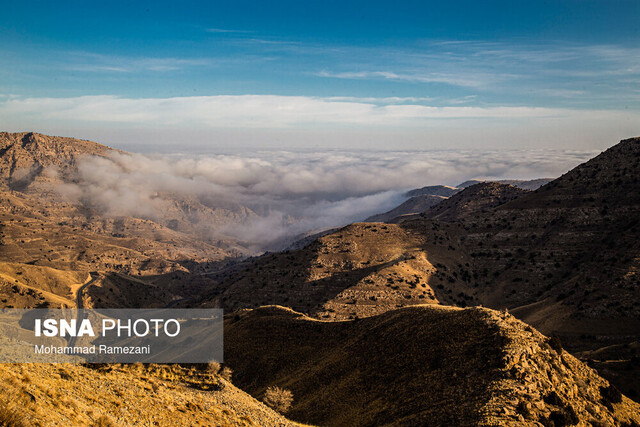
top-left (56, 148), bottom-right (598, 251)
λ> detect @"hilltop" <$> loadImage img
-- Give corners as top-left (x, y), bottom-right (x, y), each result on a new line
top-left (199, 220), bottom-right (478, 320)
top-left (0, 132), bottom-right (113, 189)
top-left (366, 179), bottom-right (551, 224)
top-left (224, 304), bottom-right (640, 426)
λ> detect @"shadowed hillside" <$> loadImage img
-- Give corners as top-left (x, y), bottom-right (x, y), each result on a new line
top-left (418, 182), bottom-right (529, 222)
top-left (366, 180), bottom-right (552, 224)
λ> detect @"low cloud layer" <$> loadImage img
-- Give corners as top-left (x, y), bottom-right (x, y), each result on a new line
top-left (54, 148), bottom-right (597, 252)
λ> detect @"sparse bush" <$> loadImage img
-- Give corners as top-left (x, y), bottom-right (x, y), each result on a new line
top-left (262, 386), bottom-right (293, 414)
top-left (204, 361), bottom-right (221, 374)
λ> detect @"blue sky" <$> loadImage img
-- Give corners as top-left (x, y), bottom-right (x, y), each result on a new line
top-left (1, 0), bottom-right (639, 151)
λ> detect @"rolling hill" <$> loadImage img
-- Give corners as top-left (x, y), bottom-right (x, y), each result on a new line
top-left (224, 304), bottom-right (640, 426)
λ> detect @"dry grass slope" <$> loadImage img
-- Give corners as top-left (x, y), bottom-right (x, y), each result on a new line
top-left (0, 362), bottom-right (298, 426)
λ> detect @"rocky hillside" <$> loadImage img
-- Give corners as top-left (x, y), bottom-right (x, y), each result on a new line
top-left (0, 132), bottom-right (112, 189)
top-left (419, 182), bottom-right (529, 222)
top-left (199, 220), bottom-right (480, 320)
top-left (224, 305), bottom-right (640, 427)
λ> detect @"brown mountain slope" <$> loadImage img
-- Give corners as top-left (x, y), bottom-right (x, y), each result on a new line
top-left (0, 362), bottom-right (297, 426)
top-left (443, 138), bottom-right (640, 343)
top-left (0, 131), bottom-right (113, 189)
top-left (199, 220), bottom-right (480, 320)
top-left (419, 182), bottom-right (529, 222)
top-left (225, 305), bottom-right (640, 427)
top-left (399, 137), bottom-right (640, 399)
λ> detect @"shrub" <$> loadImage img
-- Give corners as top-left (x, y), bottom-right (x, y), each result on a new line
top-left (219, 366), bottom-right (233, 382)
top-left (262, 386), bottom-right (294, 414)
top-left (205, 361), bottom-right (221, 374)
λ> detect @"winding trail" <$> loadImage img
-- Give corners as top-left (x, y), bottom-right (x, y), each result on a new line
top-left (67, 272), bottom-right (100, 348)
top-left (75, 273), bottom-right (100, 309)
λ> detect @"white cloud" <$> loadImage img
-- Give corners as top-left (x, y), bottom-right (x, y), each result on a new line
top-left (55, 148), bottom-right (598, 251)
top-left (1, 94), bottom-right (634, 129)
top-left (63, 51), bottom-right (214, 73)
top-left (315, 70), bottom-right (500, 88)
top-left (205, 28), bottom-right (252, 34)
